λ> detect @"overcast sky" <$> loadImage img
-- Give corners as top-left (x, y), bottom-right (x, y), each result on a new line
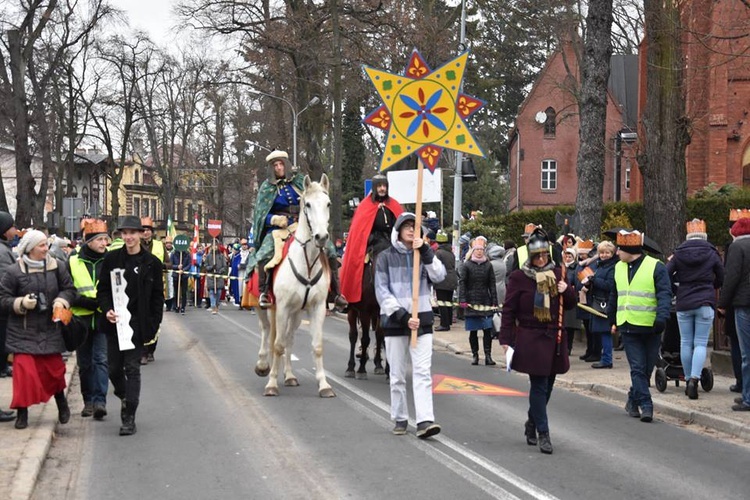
top-left (110, 0), bottom-right (180, 46)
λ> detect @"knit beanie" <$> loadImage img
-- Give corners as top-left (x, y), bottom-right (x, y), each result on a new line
top-left (16, 229), bottom-right (47, 256)
top-left (730, 217), bottom-right (750, 238)
top-left (0, 211), bottom-right (14, 238)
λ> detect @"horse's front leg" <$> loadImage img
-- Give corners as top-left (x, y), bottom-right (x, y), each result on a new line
top-left (310, 301), bottom-right (335, 398)
top-left (264, 310), bottom-right (282, 396)
top-left (283, 312), bottom-right (301, 387)
top-left (356, 313), bottom-right (371, 380)
top-left (345, 309), bottom-right (358, 378)
top-left (255, 309), bottom-right (271, 377)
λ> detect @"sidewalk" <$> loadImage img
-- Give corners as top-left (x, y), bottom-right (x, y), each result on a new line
top-left (432, 325), bottom-right (750, 442)
top-left (0, 353), bottom-right (77, 500)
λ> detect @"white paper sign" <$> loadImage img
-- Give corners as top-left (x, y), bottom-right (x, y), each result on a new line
top-left (111, 269), bottom-right (136, 351)
top-left (386, 169), bottom-right (443, 204)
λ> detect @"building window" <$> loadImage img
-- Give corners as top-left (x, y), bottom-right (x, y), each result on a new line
top-left (544, 107), bottom-right (556, 136)
top-left (134, 197), bottom-right (140, 217)
top-left (541, 160), bottom-right (557, 190)
top-left (134, 169), bottom-right (140, 184)
top-left (176, 201), bottom-right (183, 222)
top-left (82, 187), bottom-right (89, 212)
top-left (152, 199), bottom-right (158, 220)
top-left (625, 161), bottom-right (631, 191)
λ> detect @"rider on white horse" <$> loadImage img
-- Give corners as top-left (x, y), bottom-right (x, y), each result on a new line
top-left (252, 150), bottom-right (347, 310)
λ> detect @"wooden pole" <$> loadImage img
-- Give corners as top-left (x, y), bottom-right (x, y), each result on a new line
top-left (212, 238), bottom-right (217, 297)
top-left (410, 162), bottom-right (425, 347)
top-left (556, 256), bottom-right (565, 356)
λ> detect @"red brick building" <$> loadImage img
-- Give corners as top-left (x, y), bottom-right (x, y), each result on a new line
top-left (510, 3), bottom-right (750, 211)
top-left (507, 44), bottom-right (639, 211)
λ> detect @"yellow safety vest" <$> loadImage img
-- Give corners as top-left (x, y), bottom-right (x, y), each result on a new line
top-left (108, 239), bottom-right (124, 251)
top-left (69, 255), bottom-right (100, 317)
top-left (147, 239), bottom-right (165, 262)
top-left (614, 255), bottom-right (658, 327)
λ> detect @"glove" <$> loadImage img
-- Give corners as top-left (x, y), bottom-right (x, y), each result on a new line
top-left (270, 215), bottom-right (288, 228)
top-left (653, 320), bottom-right (666, 334)
top-left (21, 294), bottom-right (37, 311)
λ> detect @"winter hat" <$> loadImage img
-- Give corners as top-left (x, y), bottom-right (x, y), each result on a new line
top-left (394, 212), bottom-right (416, 233)
top-left (435, 230), bottom-right (449, 243)
top-left (266, 150), bottom-right (293, 176)
top-left (117, 215), bottom-right (143, 231)
top-left (685, 219), bottom-right (707, 241)
top-left (730, 216), bottom-right (750, 238)
top-left (0, 211), bottom-right (14, 237)
top-left (16, 229), bottom-right (47, 256)
top-left (563, 247), bottom-right (577, 259)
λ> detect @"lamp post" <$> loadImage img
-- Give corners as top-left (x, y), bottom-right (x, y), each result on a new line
top-left (452, 0), bottom-right (468, 262)
top-left (203, 80), bottom-right (319, 169)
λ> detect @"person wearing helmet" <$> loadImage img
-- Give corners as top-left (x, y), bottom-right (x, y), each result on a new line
top-left (340, 173), bottom-right (403, 305)
top-left (498, 228), bottom-right (575, 454)
top-left (252, 150), bottom-right (346, 309)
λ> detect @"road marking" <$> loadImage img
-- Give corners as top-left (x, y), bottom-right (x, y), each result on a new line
top-left (433, 374), bottom-right (528, 396)
top-left (326, 371), bottom-right (561, 500)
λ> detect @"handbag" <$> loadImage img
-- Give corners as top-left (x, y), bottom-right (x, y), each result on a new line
top-left (591, 295), bottom-right (608, 315)
top-left (60, 315), bottom-right (89, 351)
top-left (492, 311), bottom-right (502, 333)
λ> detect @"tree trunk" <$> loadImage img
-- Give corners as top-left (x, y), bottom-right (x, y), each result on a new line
top-left (574, 0), bottom-right (613, 240)
top-left (640, 0), bottom-right (688, 256)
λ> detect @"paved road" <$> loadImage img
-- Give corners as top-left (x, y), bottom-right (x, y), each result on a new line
top-left (34, 308), bottom-right (750, 499)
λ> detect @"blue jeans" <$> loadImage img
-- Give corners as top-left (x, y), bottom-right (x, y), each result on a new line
top-left (733, 307), bottom-right (750, 405)
top-left (209, 289), bottom-right (220, 308)
top-left (600, 332), bottom-right (613, 365)
top-left (622, 331), bottom-right (661, 410)
top-left (77, 329), bottom-right (108, 405)
top-left (528, 374), bottom-right (556, 433)
top-left (676, 306), bottom-right (714, 380)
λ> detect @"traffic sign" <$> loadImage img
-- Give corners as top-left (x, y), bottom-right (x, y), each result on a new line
top-left (173, 234), bottom-right (190, 252)
top-left (207, 219), bottom-right (222, 238)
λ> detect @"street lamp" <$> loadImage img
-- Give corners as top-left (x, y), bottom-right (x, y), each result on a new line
top-left (204, 80), bottom-right (320, 169)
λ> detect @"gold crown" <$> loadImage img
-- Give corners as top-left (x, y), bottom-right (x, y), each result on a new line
top-left (82, 219), bottom-right (107, 236)
top-left (686, 219), bottom-right (706, 234)
top-left (523, 223), bottom-right (538, 235)
top-left (577, 267), bottom-right (594, 282)
top-left (729, 209), bottom-right (750, 221)
top-left (616, 231), bottom-right (644, 246)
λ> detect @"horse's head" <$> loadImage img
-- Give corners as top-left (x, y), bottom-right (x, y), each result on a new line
top-left (301, 174), bottom-right (331, 248)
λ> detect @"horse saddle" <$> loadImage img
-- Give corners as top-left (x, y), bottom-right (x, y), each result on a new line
top-left (264, 223), bottom-right (298, 271)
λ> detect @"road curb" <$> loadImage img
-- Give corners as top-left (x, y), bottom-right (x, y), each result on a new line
top-left (10, 354), bottom-right (77, 500)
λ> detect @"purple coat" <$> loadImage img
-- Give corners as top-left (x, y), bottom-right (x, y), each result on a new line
top-left (666, 239), bottom-right (724, 311)
top-left (499, 267), bottom-right (576, 376)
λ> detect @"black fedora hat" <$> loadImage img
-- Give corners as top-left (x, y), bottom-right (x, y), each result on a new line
top-left (117, 215), bottom-right (143, 231)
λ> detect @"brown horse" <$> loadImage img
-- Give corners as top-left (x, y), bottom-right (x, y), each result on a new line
top-left (345, 255), bottom-right (386, 379)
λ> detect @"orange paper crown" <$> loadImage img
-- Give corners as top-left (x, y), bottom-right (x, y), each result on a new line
top-left (523, 223), bottom-right (538, 236)
top-left (686, 219), bottom-right (706, 234)
top-left (82, 219), bottom-right (107, 236)
top-left (616, 230), bottom-right (644, 246)
top-left (577, 240), bottom-right (594, 253)
top-left (729, 209), bottom-right (750, 222)
top-left (577, 267), bottom-right (594, 282)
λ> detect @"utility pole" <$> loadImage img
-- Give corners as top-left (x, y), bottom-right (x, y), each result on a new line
top-left (452, 0), bottom-right (468, 262)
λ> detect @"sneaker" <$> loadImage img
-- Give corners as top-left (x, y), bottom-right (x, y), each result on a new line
top-left (640, 407), bottom-right (653, 422)
top-left (93, 403), bottom-right (107, 420)
top-left (392, 420), bottom-right (408, 435)
top-left (434, 326), bottom-right (450, 332)
top-left (81, 402), bottom-right (94, 418)
top-left (625, 400), bottom-right (640, 418)
top-left (591, 362), bottom-right (613, 369)
top-left (732, 402), bottom-right (750, 411)
top-left (416, 421), bottom-right (441, 439)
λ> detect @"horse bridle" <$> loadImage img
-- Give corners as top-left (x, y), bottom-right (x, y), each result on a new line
top-left (287, 195), bottom-right (325, 309)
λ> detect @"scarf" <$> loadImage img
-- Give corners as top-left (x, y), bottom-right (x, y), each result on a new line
top-left (22, 255), bottom-right (45, 269)
top-left (521, 260), bottom-right (557, 322)
top-left (470, 250), bottom-right (487, 264)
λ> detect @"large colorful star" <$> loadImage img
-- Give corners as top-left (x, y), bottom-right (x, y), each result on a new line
top-left (363, 50), bottom-right (485, 173)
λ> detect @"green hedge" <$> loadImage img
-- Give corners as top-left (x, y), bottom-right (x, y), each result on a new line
top-left (461, 191), bottom-right (750, 247)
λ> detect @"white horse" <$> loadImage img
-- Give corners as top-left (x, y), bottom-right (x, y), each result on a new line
top-left (254, 174), bottom-right (336, 398)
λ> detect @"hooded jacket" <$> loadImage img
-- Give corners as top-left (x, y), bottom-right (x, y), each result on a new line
top-left (719, 217), bottom-right (750, 308)
top-left (374, 213), bottom-right (446, 336)
top-left (666, 239), bottom-right (723, 311)
top-left (433, 243), bottom-right (458, 292)
top-left (486, 244), bottom-right (507, 305)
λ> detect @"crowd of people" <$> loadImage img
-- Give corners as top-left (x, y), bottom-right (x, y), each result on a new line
top-left (2, 153), bottom-right (749, 455)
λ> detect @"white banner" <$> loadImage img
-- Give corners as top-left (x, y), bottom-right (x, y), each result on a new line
top-left (386, 168), bottom-right (442, 204)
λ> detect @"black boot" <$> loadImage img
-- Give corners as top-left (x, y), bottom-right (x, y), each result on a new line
top-left (538, 431), bottom-right (553, 454)
top-left (15, 408), bottom-right (28, 429)
top-left (483, 334), bottom-right (496, 366)
top-left (687, 377), bottom-right (699, 400)
top-left (55, 391), bottom-right (70, 424)
top-left (119, 402), bottom-right (137, 436)
top-left (328, 256), bottom-right (348, 311)
top-left (258, 267), bottom-right (273, 309)
top-left (524, 419), bottom-right (537, 446)
top-left (469, 334), bottom-right (479, 365)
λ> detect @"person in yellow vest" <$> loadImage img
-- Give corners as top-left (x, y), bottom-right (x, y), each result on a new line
top-left (108, 229), bottom-right (124, 251)
top-left (139, 217), bottom-right (167, 365)
top-left (608, 230), bottom-right (671, 423)
top-left (69, 219), bottom-right (110, 420)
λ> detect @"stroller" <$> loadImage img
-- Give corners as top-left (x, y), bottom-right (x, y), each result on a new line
top-left (654, 312), bottom-right (714, 393)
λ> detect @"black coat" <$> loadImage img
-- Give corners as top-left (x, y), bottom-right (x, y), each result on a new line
top-left (458, 258), bottom-right (498, 317)
top-left (433, 244), bottom-right (458, 291)
top-left (97, 248), bottom-right (164, 345)
top-left (719, 235), bottom-right (750, 309)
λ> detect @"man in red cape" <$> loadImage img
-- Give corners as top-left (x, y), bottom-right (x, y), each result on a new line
top-left (340, 174), bottom-right (403, 304)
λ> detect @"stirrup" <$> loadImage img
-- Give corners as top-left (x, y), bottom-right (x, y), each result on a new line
top-left (259, 292), bottom-right (273, 309)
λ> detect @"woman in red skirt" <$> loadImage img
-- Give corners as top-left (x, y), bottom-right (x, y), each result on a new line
top-left (0, 230), bottom-right (77, 429)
